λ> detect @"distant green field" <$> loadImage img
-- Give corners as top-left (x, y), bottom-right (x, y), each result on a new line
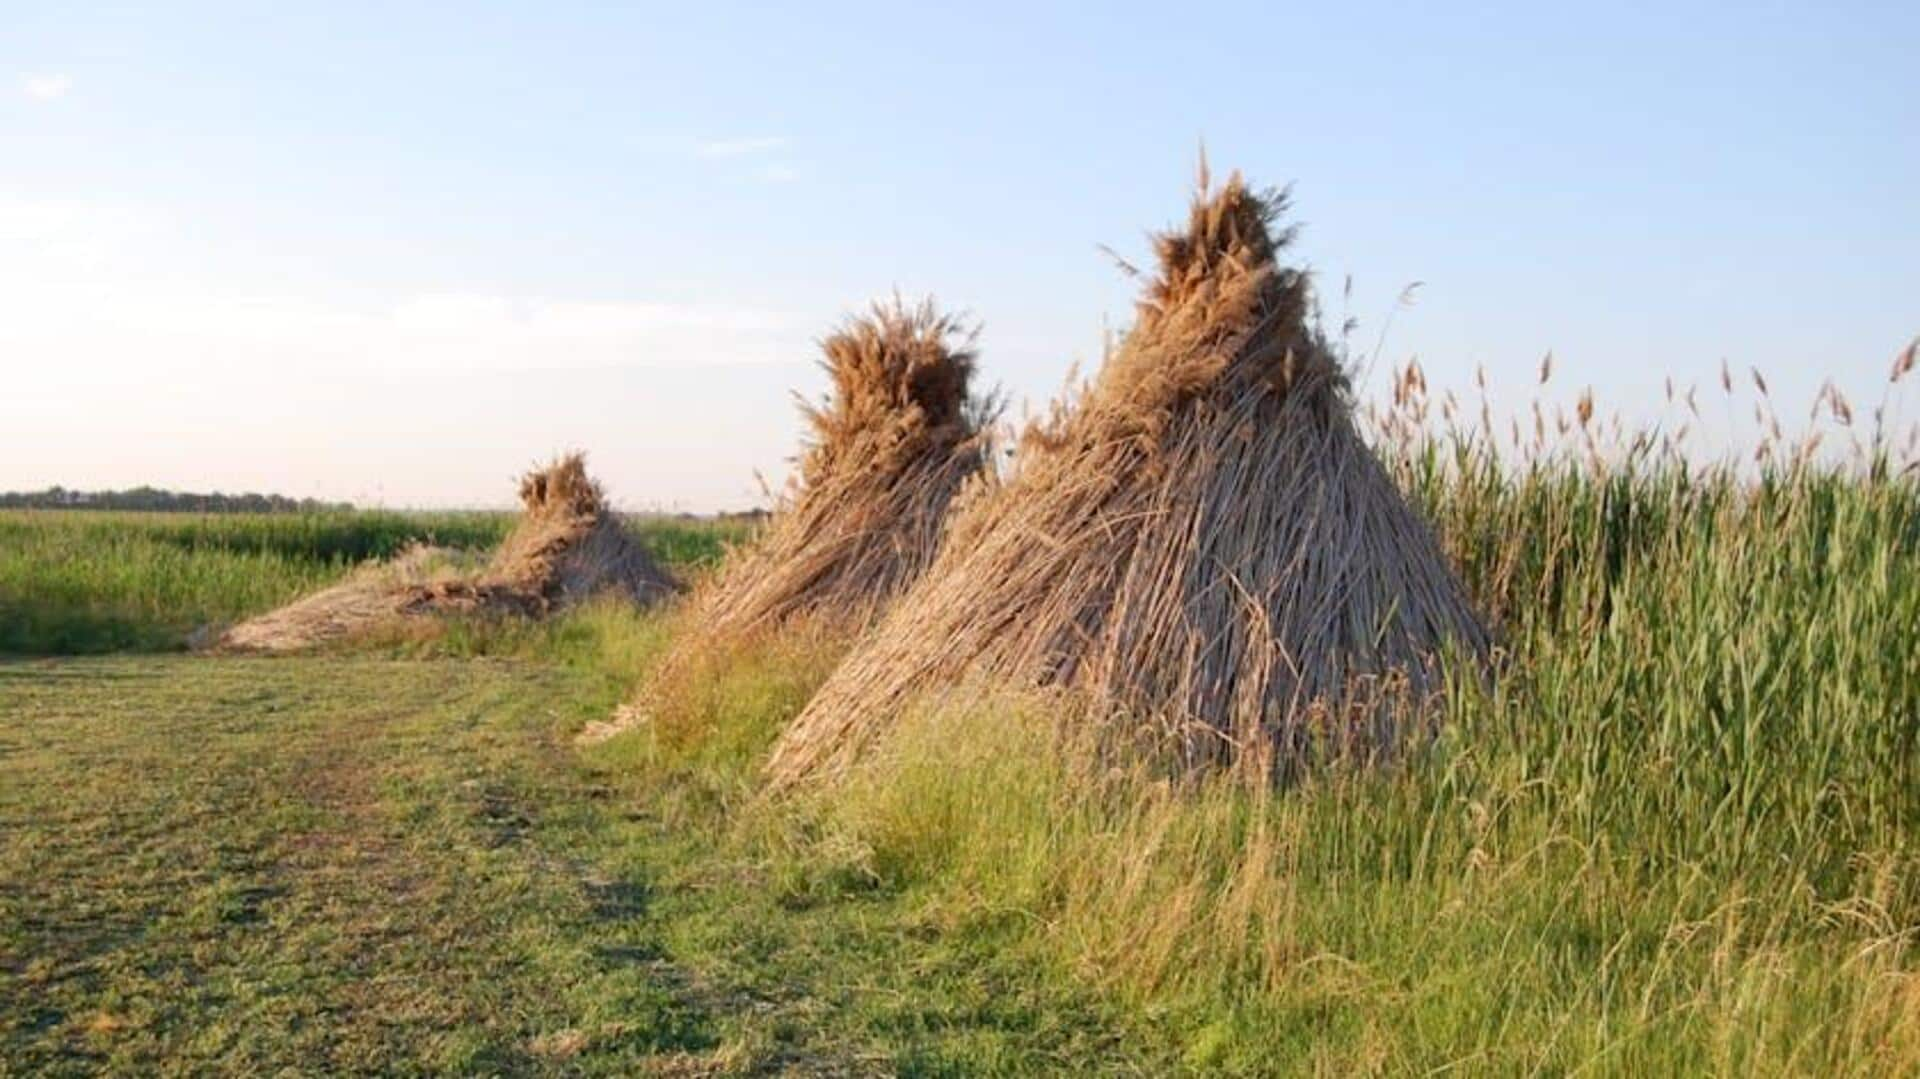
top-left (0, 510), bottom-right (743, 655)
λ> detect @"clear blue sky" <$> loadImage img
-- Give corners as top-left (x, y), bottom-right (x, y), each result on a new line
top-left (3, 2), bottom-right (1914, 509)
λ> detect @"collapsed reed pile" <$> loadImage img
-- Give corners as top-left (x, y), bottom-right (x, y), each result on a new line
top-left (766, 170), bottom-right (1491, 786)
top-left (216, 454), bottom-right (674, 652)
top-left (682, 300), bottom-right (992, 642)
top-left (478, 453), bottom-right (676, 611)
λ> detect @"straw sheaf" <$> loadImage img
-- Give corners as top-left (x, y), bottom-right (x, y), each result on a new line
top-left (483, 453), bottom-right (670, 607)
top-left (675, 299), bottom-right (993, 645)
top-left (799, 302), bottom-right (980, 486)
top-left (766, 173), bottom-right (1490, 787)
top-left (214, 453), bottom-right (675, 653)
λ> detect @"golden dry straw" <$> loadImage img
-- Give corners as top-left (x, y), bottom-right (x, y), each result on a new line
top-left (680, 298), bottom-right (994, 644)
top-left (215, 453), bottom-right (675, 653)
top-left (766, 170), bottom-right (1491, 786)
top-left (478, 452), bottom-right (676, 611)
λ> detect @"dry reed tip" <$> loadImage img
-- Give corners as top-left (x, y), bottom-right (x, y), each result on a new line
top-left (517, 452), bottom-right (607, 518)
top-left (1892, 338), bottom-right (1917, 383)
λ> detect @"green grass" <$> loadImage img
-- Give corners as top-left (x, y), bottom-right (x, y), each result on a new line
top-left (2, 439), bottom-right (1916, 1072)
top-left (0, 510), bottom-right (742, 655)
top-left (0, 655), bottom-right (696, 1072)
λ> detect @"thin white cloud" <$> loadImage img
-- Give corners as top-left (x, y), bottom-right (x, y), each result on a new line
top-left (21, 73), bottom-right (73, 101)
top-left (0, 195), bottom-right (804, 370)
top-left (0, 281), bottom-right (807, 374)
top-left (112, 293), bottom-right (790, 369)
top-left (696, 135), bottom-right (791, 158)
top-left (383, 292), bottom-right (794, 341)
top-left (760, 163), bottom-right (801, 184)
top-left (0, 194), bottom-right (156, 272)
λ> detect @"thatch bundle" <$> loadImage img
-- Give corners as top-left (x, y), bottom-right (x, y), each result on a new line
top-left (682, 299), bottom-right (992, 642)
top-left (766, 171), bottom-right (1491, 786)
top-left (478, 453), bottom-right (676, 611)
top-left (209, 542), bottom-right (465, 653)
top-left (215, 454), bottom-right (674, 653)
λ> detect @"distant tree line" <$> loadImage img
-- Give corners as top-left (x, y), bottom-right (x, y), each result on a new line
top-left (0, 486), bottom-right (354, 513)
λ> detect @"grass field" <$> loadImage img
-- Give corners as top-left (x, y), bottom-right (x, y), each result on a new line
top-left (2, 434), bottom-right (1917, 1073)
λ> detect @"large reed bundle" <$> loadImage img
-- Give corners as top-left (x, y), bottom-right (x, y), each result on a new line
top-left (682, 299), bottom-right (992, 642)
top-left (766, 171), bottom-right (1491, 786)
top-left (216, 454), bottom-right (673, 653)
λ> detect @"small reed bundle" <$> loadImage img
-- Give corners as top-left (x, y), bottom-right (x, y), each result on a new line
top-left (216, 453), bottom-right (673, 653)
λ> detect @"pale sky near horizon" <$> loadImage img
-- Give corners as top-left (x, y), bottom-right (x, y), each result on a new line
top-left (3, 2), bottom-right (1915, 511)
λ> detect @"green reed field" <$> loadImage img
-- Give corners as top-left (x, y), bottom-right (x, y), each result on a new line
top-left (2, 377), bottom-right (1917, 1073)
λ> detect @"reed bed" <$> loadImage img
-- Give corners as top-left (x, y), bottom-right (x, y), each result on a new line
top-left (0, 509), bottom-right (509, 654)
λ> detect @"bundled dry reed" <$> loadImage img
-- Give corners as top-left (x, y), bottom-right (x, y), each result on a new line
top-left (210, 543), bottom-right (468, 653)
top-left (680, 299), bottom-right (993, 643)
top-left (476, 453), bottom-right (676, 611)
top-left (216, 453), bottom-right (674, 653)
top-left (766, 169), bottom-right (1491, 786)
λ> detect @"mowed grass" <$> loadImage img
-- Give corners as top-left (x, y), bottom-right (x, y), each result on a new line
top-left (0, 510), bottom-right (739, 655)
top-left (0, 648), bottom-right (1154, 1074)
top-left (0, 655), bottom-right (715, 1073)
